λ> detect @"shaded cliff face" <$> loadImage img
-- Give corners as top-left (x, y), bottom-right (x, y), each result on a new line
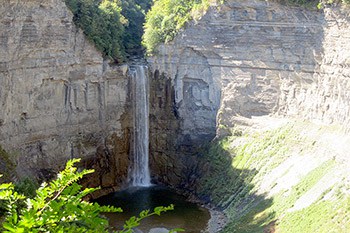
top-left (149, 70), bottom-right (202, 189)
top-left (148, 0), bottom-right (350, 187)
top-left (0, 0), bottom-right (131, 190)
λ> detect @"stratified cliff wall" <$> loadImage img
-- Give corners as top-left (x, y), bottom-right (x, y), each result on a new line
top-left (1, 0), bottom-right (349, 197)
top-left (0, 0), bottom-right (130, 189)
top-left (148, 0), bottom-right (350, 188)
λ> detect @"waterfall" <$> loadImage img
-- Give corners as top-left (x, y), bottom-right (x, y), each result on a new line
top-left (129, 65), bottom-right (151, 187)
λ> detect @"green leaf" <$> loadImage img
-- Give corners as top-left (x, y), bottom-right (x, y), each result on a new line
top-left (2, 222), bottom-right (16, 232)
top-left (0, 158), bottom-right (175, 233)
top-left (169, 228), bottom-right (185, 233)
top-left (139, 209), bottom-right (150, 218)
top-left (0, 183), bottom-right (12, 190)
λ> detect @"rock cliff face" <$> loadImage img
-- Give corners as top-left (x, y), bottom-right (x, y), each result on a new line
top-left (148, 0), bottom-right (350, 188)
top-left (1, 0), bottom-right (350, 198)
top-left (149, 70), bottom-right (201, 189)
top-left (0, 0), bottom-right (131, 190)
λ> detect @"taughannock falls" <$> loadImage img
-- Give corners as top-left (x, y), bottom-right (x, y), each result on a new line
top-left (129, 65), bottom-right (151, 187)
top-left (1, 0), bottom-right (350, 232)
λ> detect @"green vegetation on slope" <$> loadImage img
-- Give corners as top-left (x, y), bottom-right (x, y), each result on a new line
top-left (198, 122), bottom-right (350, 233)
top-left (65, 0), bottom-right (151, 62)
top-left (278, 197), bottom-right (350, 232)
top-left (65, 0), bottom-right (125, 62)
top-left (142, 0), bottom-right (213, 54)
top-left (198, 126), bottom-right (295, 232)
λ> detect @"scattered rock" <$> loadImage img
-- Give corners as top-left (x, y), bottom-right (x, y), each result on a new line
top-left (148, 228), bottom-right (170, 233)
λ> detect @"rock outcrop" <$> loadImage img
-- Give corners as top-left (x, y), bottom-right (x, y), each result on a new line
top-left (0, 0), bottom-right (131, 190)
top-left (148, 0), bottom-right (350, 188)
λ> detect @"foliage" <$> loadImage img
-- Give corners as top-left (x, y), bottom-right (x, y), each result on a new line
top-left (142, 0), bottom-right (350, 54)
top-left (278, 196), bottom-right (350, 232)
top-left (271, 160), bottom-right (349, 233)
top-left (65, 0), bottom-right (125, 62)
top-left (318, 0), bottom-right (350, 7)
top-left (119, 204), bottom-right (177, 233)
top-left (284, 0), bottom-right (319, 7)
top-left (0, 145), bottom-right (15, 183)
top-left (64, 0), bottom-right (350, 60)
top-left (121, 0), bottom-right (152, 56)
top-left (65, 0), bottom-right (152, 62)
top-left (198, 126), bottom-right (293, 207)
top-left (142, 0), bottom-right (211, 54)
top-left (14, 178), bottom-right (39, 199)
top-left (0, 145), bottom-right (8, 161)
top-left (278, 0), bottom-right (350, 8)
top-left (0, 159), bottom-right (175, 233)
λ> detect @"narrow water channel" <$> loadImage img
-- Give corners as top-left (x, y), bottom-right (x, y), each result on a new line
top-left (95, 185), bottom-right (210, 233)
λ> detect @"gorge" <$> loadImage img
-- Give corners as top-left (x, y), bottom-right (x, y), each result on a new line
top-left (1, 0), bottom-right (350, 232)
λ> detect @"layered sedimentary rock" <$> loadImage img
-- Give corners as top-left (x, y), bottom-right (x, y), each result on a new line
top-left (0, 0), bottom-right (130, 189)
top-left (148, 0), bottom-right (350, 187)
top-left (1, 0), bottom-right (350, 197)
top-left (149, 70), bottom-right (202, 189)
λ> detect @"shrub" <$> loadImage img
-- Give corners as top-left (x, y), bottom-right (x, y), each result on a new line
top-left (142, 0), bottom-right (210, 54)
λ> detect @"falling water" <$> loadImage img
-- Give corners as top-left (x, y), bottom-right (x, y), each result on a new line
top-left (129, 65), bottom-right (151, 187)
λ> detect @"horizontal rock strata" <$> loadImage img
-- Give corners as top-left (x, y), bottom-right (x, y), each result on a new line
top-left (0, 0), bottom-right (130, 189)
top-left (148, 0), bottom-right (350, 187)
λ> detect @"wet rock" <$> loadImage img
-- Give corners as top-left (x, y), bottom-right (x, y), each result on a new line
top-left (148, 228), bottom-right (170, 233)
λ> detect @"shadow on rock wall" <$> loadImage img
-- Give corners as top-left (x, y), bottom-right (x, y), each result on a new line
top-left (148, 0), bottom-right (326, 193)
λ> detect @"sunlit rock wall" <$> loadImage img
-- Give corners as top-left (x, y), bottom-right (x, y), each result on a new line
top-left (148, 0), bottom-right (350, 188)
top-left (0, 0), bottom-right (130, 189)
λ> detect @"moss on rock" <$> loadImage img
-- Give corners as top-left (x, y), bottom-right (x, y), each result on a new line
top-left (0, 145), bottom-right (15, 182)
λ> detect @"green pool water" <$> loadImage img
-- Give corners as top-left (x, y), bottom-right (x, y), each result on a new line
top-left (94, 185), bottom-right (210, 233)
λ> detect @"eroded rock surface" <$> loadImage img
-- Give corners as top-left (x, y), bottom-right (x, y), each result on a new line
top-left (0, 0), bottom-right (131, 190)
top-left (148, 0), bottom-right (350, 188)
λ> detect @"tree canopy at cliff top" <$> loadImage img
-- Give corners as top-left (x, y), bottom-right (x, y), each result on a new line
top-left (65, 0), bottom-right (349, 61)
top-left (142, 0), bottom-right (212, 54)
top-left (65, 0), bottom-right (152, 62)
top-left (64, 0), bottom-right (212, 59)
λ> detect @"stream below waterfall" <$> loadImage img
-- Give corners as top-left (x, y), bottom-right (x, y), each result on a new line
top-left (95, 185), bottom-right (210, 233)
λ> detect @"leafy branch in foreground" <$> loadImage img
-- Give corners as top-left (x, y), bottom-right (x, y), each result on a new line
top-left (118, 205), bottom-right (184, 233)
top-left (0, 159), bottom-right (177, 233)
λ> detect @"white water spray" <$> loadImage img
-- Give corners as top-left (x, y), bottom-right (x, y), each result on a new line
top-left (129, 65), bottom-right (151, 187)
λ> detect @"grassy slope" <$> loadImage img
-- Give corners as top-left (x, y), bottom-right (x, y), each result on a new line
top-left (197, 120), bottom-right (350, 232)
